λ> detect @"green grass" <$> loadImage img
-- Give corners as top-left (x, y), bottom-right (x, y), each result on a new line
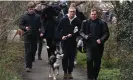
top-left (99, 68), bottom-right (120, 80)
top-left (0, 66), bottom-right (21, 80)
top-left (0, 42), bottom-right (24, 80)
top-left (76, 52), bottom-right (87, 68)
top-left (76, 52), bottom-right (120, 80)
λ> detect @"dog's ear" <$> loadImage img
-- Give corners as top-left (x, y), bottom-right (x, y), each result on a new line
top-left (55, 51), bottom-right (62, 55)
top-left (55, 51), bottom-right (60, 55)
top-left (60, 54), bottom-right (64, 58)
top-left (56, 54), bottom-right (64, 59)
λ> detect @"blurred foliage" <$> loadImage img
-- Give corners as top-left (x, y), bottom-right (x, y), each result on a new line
top-left (99, 68), bottom-right (120, 80)
top-left (111, 1), bottom-right (133, 79)
top-left (0, 1), bottom-right (27, 80)
top-left (0, 42), bottom-right (24, 80)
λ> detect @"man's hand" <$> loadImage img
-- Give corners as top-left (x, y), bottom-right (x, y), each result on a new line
top-left (40, 33), bottom-right (44, 37)
top-left (67, 34), bottom-right (72, 38)
top-left (96, 39), bottom-right (101, 44)
top-left (26, 27), bottom-right (30, 31)
top-left (62, 36), bottom-right (67, 40)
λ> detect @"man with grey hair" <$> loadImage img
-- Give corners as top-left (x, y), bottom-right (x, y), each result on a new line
top-left (56, 7), bottom-right (81, 79)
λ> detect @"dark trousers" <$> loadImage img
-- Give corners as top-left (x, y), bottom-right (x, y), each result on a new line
top-left (56, 41), bottom-right (60, 52)
top-left (86, 46), bottom-right (104, 79)
top-left (37, 37), bottom-right (43, 57)
top-left (46, 38), bottom-right (56, 59)
top-left (62, 42), bottom-right (76, 74)
top-left (24, 42), bottom-right (37, 68)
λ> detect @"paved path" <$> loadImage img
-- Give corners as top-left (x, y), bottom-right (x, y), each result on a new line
top-left (24, 43), bottom-right (87, 80)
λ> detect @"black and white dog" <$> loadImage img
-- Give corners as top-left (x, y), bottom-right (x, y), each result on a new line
top-left (48, 46), bottom-right (64, 80)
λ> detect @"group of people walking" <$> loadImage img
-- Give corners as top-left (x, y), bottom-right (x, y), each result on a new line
top-left (19, 1), bottom-right (109, 80)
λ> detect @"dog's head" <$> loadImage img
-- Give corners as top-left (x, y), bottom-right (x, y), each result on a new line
top-left (53, 51), bottom-right (64, 68)
top-left (55, 51), bottom-right (64, 59)
top-left (49, 52), bottom-right (64, 63)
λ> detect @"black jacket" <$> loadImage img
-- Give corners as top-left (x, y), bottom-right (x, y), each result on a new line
top-left (56, 15), bottom-right (81, 44)
top-left (42, 19), bottom-right (57, 39)
top-left (80, 19), bottom-right (109, 47)
top-left (41, 5), bottom-right (59, 39)
top-left (19, 12), bottom-right (42, 42)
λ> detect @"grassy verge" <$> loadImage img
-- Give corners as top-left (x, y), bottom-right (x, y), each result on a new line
top-left (0, 42), bottom-right (24, 80)
top-left (76, 52), bottom-right (120, 80)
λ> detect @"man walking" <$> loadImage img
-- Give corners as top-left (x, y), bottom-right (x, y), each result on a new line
top-left (80, 8), bottom-right (109, 80)
top-left (41, 3), bottom-right (58, 61)
top-left (35, 3), bottom-right (43, 60)
top-left (56, 7), bottom-right (81, 79)
top-left (19, 2), bottom-right (42, 72)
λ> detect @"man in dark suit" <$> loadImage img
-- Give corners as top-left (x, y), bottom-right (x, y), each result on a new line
top-left (80, 8), bottom-right (110, 80)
